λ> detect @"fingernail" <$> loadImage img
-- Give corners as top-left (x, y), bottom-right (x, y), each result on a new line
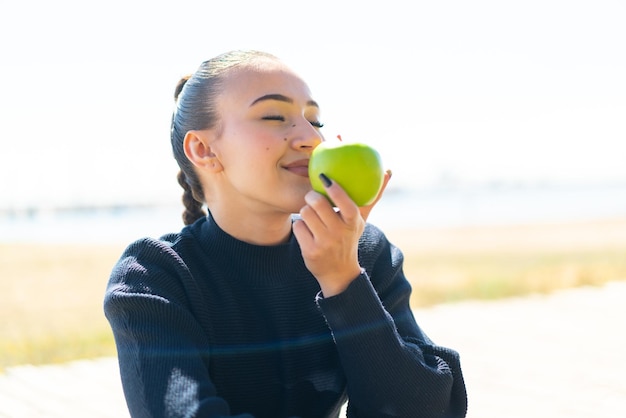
top-left (319, 173), bottom-right (332, 188)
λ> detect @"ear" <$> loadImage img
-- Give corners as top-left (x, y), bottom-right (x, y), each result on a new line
top-left (183, 130), bottom-right (223, 172)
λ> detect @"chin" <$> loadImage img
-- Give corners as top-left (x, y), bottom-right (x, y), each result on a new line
top-left (283, 189), bottom-right (308, 213)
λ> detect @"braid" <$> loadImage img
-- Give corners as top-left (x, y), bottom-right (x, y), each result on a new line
top-left (177, 170), bottom-right (206, 225)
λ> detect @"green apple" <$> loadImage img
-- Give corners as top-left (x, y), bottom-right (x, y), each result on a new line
top-left (309, 140), bottom-right (384, 206)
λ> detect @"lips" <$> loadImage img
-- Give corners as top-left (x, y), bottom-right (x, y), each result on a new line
top-left (282, 159), bottom-right (310, 177)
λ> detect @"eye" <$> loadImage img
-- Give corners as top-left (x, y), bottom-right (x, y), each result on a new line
top-left (309, 120), bottom-right (324, 128)
top-left (262, 115), bottom-right (285, 122)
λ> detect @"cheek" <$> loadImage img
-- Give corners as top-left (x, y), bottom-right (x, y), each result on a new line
top-left (230, 144), bottom-right (276, 175)
top-left (251, 134), bottom-right (283, 160)
top-left (219, 126), bottom-right (283, 172)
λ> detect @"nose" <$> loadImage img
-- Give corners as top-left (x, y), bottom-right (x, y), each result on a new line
top-left (291, 120), bottom-right (323, 152)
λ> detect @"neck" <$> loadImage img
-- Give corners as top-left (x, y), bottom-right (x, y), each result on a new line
top-left (207, 205), bottom-right (294, 246)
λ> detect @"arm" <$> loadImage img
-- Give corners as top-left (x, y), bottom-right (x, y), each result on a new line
top-left (316, 231), bottom-right (467, 418)
top-left (293, 177), bottom-right (467, 418)
top-left (103, 239), bottom-right (253, 418)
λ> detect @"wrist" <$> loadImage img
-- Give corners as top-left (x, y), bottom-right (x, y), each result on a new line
top-left (318, 267), bottom-right (364, 298)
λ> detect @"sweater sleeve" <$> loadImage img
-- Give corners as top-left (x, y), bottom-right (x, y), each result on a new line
top-left (103, 238), bottom-right (254, 418)
top-left (315, 226), bottom-right (468, 418)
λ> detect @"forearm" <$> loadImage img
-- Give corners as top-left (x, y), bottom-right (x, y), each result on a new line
top-left (317, 274), bottom-right (465, 418)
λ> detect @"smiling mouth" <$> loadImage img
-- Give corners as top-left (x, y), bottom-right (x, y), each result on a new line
top-left (283, 160), bottom-right (310, 177)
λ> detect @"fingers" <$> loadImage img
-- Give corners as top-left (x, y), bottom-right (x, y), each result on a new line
top-left (294, 173), bottom-right (362, 250)
top-left (317, 174), bottom-right (361, 225)
top-left (293, 174), bottom-right (365, 297)
top-left (292, 218), bottom-right (313, 248)
top-left (298, 189), bottom-right (337, 237)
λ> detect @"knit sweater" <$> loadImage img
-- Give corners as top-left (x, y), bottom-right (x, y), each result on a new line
top-left (104, 214), bottom-right (467, 418)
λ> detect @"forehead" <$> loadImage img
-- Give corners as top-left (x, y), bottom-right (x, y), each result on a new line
top-left (220, 60), bottom-right (314, 106)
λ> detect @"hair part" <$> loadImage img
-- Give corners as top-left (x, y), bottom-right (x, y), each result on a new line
top-left (170, 50), bottom-right (278, 225)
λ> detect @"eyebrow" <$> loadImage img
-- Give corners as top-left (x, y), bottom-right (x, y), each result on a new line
top-left (250, 94), bottom-right (319, 108)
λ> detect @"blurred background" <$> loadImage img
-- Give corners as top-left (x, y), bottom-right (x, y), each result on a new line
top-left (1, 0), bottom-right (625, 241)
top-left (1, 1), bottom-right (625, 416)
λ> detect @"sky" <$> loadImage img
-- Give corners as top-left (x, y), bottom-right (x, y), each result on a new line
top-left (1, 0), bottom-right (625, 209)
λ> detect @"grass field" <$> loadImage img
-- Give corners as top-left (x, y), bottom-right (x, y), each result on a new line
top-left (383, 218), bottom-right (626, 307)
top-left (0, 243), bottom-right (124, 370)
top-left (2, 217), bottom-right (626, 370)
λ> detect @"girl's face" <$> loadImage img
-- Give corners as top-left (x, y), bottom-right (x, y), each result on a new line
top-left (208, 60), bottom-right (325, 216)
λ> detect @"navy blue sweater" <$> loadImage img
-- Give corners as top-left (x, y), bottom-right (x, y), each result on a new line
top-left (104, 215), bottom-right (467, 417)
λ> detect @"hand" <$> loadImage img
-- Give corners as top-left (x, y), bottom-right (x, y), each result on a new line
top-left (359, 169), bottom-right (392, 222)
top-left (293, 175), bottom-right (365, 297)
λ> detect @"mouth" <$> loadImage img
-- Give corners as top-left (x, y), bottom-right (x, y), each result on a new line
top-left (282, 159), bottom-right (310, 178)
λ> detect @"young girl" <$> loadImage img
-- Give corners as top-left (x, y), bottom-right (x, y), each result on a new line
top-left (104, 50), bottom-right (467, 418)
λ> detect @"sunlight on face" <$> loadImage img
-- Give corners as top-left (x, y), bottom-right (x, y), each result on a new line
top-left (203, 60), bottom-right (324, 215)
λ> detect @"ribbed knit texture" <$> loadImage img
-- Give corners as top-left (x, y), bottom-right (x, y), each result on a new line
top-left (104, 215), bottom-right (467, 418)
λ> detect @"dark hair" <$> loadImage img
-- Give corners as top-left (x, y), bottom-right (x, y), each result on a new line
top-left (171, 50), bottom-right (278, 225)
